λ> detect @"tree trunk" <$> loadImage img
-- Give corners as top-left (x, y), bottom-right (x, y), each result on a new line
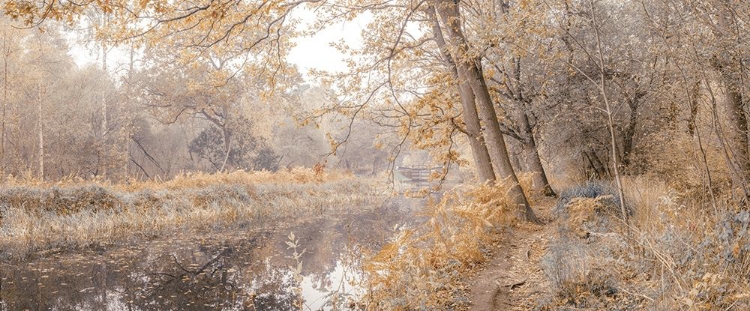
top-left (724, 84), bottom-right (749, 177)
top-left (589, 0), bottom-right (628, 226)
top-left (37, 83), bottom-right (43, 180)
top-left (435, 0), bottom-right (538, 223)
top-left (688, 81), bottom-right (700, 136)
top-left (219, 127), bottom-right (231, 172)
top-left (121, 43), bottom-right (135, 179)
top-left (428, 6), bottom-right (495, 183)
top-left (101, 42), bottom-right (108, 135)
top-left (622, 98), bottom-right (638, 166)
top-left (457, 70), bottom-right (497, 183)
top-left (1, 32), bottom-right (7, 176)
top-left (520, 112), bottom-right (555, 196)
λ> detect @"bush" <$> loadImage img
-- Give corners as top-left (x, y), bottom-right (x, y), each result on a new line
top-left (538, 176), bottom-right (750, 310)
top-left (361, 180), bottom-right (522, 310)
top-left (555, 181), bottom-right (631, 221)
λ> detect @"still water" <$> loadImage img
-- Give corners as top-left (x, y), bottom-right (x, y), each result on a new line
top-left (0, 198), bottom-right (421, 310)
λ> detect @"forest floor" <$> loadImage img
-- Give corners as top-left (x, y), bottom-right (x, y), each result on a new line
top-left (467, 198), bottom-right (557, 311)
top-left (467, 179), bottom-right (750, 311)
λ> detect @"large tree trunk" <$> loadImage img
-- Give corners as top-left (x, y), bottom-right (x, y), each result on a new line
top-left (519, 112), bottom-right (555, 196)
top-left (435, 0), bottom-right (538, 223)
top-left (709, 6), bottom-right (750, 182)
top-left (456, 70), bottom-right (496, 183)
top-left (428, 6), bottom-right (495, 183)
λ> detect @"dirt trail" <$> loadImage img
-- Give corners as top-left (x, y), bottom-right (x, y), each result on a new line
top-left (468, 199), bottom-right (557, 310)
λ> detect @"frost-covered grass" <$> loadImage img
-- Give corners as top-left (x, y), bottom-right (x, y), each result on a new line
top-left (360, 174), bottom-right (537, 310)
top-left (0, 169), bottom-right (383, 260)
top-left (541, 176), bottom-right (750, 310)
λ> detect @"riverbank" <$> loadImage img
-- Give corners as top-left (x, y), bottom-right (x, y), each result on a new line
top-left (0, 169), bottom-right (384, 260)
top-left (0, 196), bottom-right (412, 310)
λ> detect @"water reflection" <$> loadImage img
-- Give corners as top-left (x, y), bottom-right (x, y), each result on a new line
top-left (0, 199), bottom-right (420, 310)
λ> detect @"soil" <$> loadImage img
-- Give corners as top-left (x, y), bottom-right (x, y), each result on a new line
top-left (467, 199), bottom-right (557, 310)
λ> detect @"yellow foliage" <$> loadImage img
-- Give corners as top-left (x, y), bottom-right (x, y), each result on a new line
top-left (0, 169), bottom-right (368, 260)
top-left (564, 195), bottom-right (613, 238)
top-left (361, 181), bottom-right (522, 309)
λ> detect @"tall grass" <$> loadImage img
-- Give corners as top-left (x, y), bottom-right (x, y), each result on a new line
top-left (359, 174), bottom-right (535, 309)
top-left (541, 176), bottom-right (750, 310)
top-left (0, 169), bottom-right (383, 260)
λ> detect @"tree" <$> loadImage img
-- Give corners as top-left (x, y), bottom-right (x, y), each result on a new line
top-left (18, 28), bottom-right (76, 179)
top-left (0, 17), bottom-right (23, 175)
top-left (7, 0), bottom-right (541, 222)
top-left (462, 0), bottom-right (558, 196)
top-left (433, 0), bottom-right (537, 221)
top-left (189, 115), bottom-right (279, 172)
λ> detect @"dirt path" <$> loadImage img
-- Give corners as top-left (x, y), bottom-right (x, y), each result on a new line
top-left (468, 200), bottom-right (557, 310)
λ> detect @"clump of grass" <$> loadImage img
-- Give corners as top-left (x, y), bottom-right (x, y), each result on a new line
top-left (539, 175), bottom-right (750, 310)
top-left (360, 178), bottom-right (523, 310)
top-left (0, 169), bottom-right (381, 260)
top-left (541, 237), bottom-right (620, 308)
top-left (555, 181), bottom-right (625, 214)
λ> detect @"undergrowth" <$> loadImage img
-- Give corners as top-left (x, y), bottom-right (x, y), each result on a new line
top-left (539, 177), bottom-right (750, 310)
top-left (0, 169), bottom-right (382, 260)
top-left (359, 175), bottom-right (534, 310)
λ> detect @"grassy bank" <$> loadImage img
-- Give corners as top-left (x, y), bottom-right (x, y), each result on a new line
top-left (360, 175), bottom-right (537, 309)
top-left (360, 174), bottom-right (749, 310)
top-left (539, 177), bottom-right (749, 310)
top-left (0, 169), bottom-right (384, 260)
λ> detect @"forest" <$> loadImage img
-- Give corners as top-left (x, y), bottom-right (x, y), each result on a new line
top-left (0, 0), bottom-right (748, 310)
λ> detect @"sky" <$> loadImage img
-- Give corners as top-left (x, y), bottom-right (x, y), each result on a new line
top-left (287, 11), bottom-right (369, 78)
top-left (68, 10), bottom-right (370, 83)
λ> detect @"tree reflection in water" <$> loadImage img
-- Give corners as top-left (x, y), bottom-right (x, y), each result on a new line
top-left (0, 202), bottom-right (409, 310)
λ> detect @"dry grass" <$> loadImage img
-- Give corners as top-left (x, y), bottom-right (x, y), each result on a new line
top-left (0, 169), bottom-right (382, 260)
top-left (360, 175), bottom-right (535, 310)
top-left (540, 176), bottom-right (750, 310)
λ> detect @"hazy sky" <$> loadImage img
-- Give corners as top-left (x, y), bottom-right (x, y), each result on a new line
top-left (69, 11), bottom-right (369, 83)
top-left (287, 12), bottom-right (369, 77)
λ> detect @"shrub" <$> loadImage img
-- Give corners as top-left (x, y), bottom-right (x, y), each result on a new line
top-left (555, 181), bottom-right (631, 221)
top-left (361, 179), bottom-right (522, 310)
top-left (538, 176), bottom-right (750, 310)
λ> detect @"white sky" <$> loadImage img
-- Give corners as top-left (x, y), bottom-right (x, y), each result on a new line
top-left (287, 11), bottom-right (370, 78)
top-left (68, 11), bottom-right (371, 83)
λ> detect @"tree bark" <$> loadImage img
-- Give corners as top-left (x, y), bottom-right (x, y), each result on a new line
top-left (589, 0), bottom-right (628, 226)
top-left (121, 43), bottom-right (135, 180)
top-left (688, 81), bottom-right (700, 136)
top-left (428, 6), bottom-right (495, 183)
top-left (1, 31), bottom-right (7, 176)
top-left (435, 0), bottom-right (538, 222)
top-left (220, 127), bottom-right (231, 172)
top-left (723, 81), bottom-right (749, 177)
top-left (100, 15), bottom-right (110, 178)
top-left (37, 83), bottom-right (44, 180)
top-left (520, 112), bottom-right (555, 196)
top-left (622, 97), bottom-right (639, 166)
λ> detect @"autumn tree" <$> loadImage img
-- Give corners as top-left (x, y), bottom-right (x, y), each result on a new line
top-left (6, 0), bottom-right (552, 222)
